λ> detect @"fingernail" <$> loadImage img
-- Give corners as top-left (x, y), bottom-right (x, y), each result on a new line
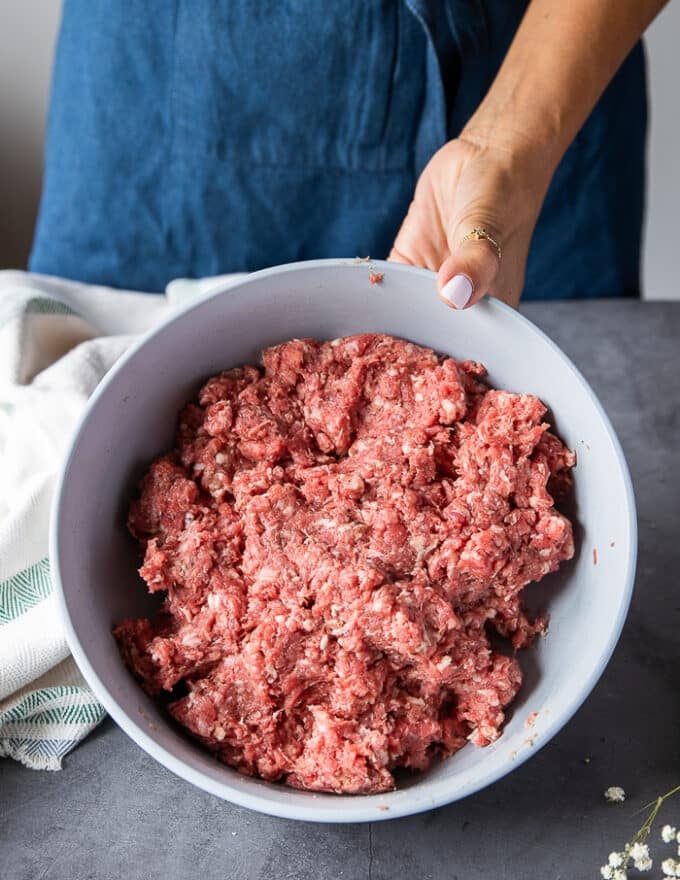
top-left (440, 274), bottom-right (473, 309)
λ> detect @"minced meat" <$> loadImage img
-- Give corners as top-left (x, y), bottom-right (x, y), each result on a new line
top-left (114, 334), bottom-right (574, 794)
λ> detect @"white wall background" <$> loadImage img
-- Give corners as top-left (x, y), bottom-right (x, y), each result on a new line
top-left (642, 5), bottom-right (679, 300)
top-left (0, 0), bottom-right (677, 299)
top-left (0, 1), bottom-right (62, 272)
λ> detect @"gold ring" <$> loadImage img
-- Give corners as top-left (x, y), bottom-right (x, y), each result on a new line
top-left (458, 227), bottom-right (502, 262)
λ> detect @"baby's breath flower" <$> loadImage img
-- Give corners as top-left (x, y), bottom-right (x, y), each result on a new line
top-left (629, 842), bottom-right (649, 861)
top-left (628, 843), bottom-right (652, 872)
top-left (663, 826), bottom-right (678, 844)
top-left (635, 854), bottom-right (652, 872)
top-left (661, 857), bottom-right (680, 877)
top-left (599, 784), bottom-right (680, 878)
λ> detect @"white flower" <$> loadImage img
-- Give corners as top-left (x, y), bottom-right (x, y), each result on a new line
top-left (604, 786), bottom-right (626, 803)
top-left (601, 863), bottom-right (629, 880)
top-left (629, 842), bottom-right (649, 861)
top-left (628, 843), bottom-right (652, 872)
top-left (663, 826), bottom-right (678, 843)
top-left (661, 857), bottom-right (680, 876)
top-left (603, 866), bottom-right (627, 880)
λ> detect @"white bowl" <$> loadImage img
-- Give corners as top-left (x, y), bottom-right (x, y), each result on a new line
top-left (51, 259), bottom-right (637, 822)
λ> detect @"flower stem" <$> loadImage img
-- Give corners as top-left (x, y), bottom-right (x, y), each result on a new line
top-left (629, 785), bottom-right (680, 846)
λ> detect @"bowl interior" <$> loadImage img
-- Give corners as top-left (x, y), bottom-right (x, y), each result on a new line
top-left (52, 260), bottom-right (636, 822)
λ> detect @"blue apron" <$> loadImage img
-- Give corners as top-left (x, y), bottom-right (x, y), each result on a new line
top-left (30, 0), bottom-right (647, 299)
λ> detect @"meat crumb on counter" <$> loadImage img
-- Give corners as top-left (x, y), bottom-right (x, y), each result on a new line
top-left (114, 333), bottom-right (575, 794)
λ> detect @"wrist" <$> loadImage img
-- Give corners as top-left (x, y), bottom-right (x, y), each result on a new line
top-left (460, 60), bottom-right (575, 199)
top-left (457, 117), bottom-right (558, 215)
top-left (461, 112), bottom-right (562, 198)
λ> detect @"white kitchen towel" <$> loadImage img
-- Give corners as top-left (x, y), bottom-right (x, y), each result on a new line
top-left (0, 269), bottom-right (241, 769)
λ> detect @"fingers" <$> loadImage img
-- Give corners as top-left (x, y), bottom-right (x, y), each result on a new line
top-left (387, 245), bottom-right (412, 265)
top-left (437, 231), bottom-right (501, 311)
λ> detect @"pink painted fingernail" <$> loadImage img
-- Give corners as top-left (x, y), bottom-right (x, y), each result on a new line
top-left (440, 274), bottom-right (473, 309)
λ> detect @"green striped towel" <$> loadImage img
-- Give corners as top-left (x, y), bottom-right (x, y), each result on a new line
top-left (0, 659), bottom-right (106, 770)
top-left (0, 270), bottom-right (240, 769)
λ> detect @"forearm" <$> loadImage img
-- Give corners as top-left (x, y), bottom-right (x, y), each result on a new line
top-left (463, 0), bottom-right (667, 186)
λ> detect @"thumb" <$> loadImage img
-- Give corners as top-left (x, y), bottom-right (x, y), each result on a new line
top-left (437, 225), bottom-right (501, 310)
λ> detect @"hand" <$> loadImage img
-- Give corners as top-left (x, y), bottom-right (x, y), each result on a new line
top-left (389, 136), bottom-right (550, 310)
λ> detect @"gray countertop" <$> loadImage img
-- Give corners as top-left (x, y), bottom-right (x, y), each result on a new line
top-left (2, 300), bottom-right (679, 880)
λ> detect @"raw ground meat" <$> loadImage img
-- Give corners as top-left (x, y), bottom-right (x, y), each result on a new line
top-left (114, 334), bottom-right (575, 794)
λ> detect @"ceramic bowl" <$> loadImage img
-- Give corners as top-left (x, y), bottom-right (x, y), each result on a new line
top-left (51, 259), bottom-right (636, 822)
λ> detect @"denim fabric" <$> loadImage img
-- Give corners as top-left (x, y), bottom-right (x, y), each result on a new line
top-left (30, 0), bottom-right (646, 298)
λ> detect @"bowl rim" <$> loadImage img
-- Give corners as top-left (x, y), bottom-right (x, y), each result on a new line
top-left (50, 258), bottom-right (638, 822)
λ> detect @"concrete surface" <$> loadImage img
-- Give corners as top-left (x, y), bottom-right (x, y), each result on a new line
top-left (1, 300), bottom-right (678, 879)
